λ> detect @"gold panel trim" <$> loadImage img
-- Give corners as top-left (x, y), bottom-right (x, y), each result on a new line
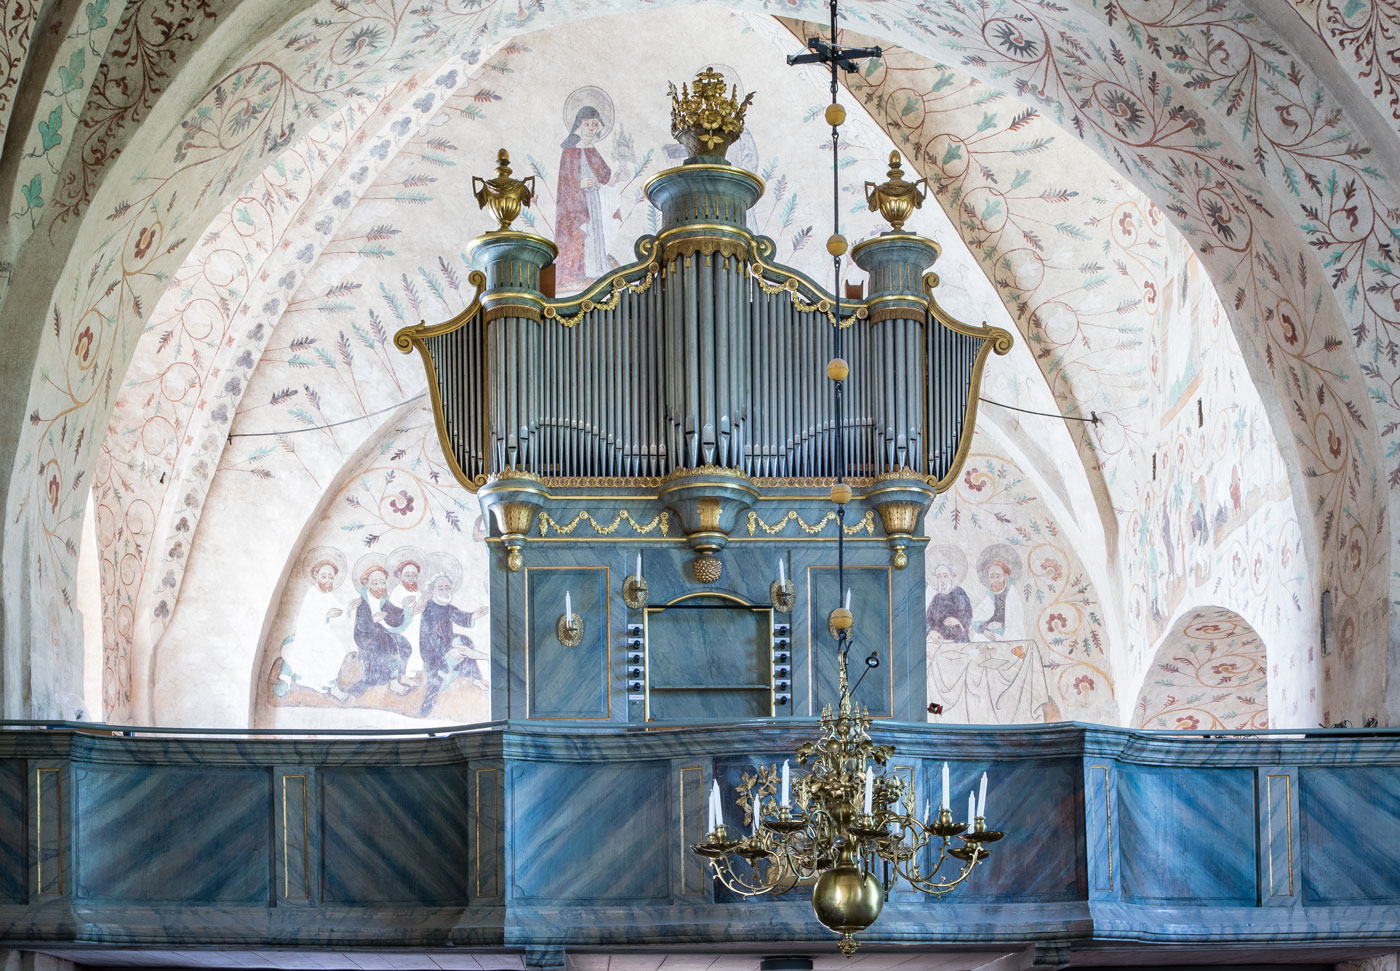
top-left (34, 767), bottom-right (62, 896)
top-left (1092, 764), bottom-right (1113, 892)
top-left (537, 510), bottom-right (671, 537)
top-left (645, 592), bottom-right (773, 722)
top-left (680, 765), bottom-right (705, 894)
top-left (746, 509), bottom-right (876, 537)
top-left (475, 767), bottom-right (500, 898)
top-left (281, 774), bottom-right (309, 901)
top-left (524, 565), bottom-right (612, 720)
top-left (805, 565), bottom-right (894, 718)
top-left (1267, 774), bottom-right (1294, 897)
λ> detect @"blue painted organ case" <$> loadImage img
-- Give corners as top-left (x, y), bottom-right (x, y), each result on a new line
top-left (396, 113), bottom-right (1011, 725)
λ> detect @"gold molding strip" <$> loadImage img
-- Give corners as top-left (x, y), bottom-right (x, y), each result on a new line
top-left (475, 767), bottom-right (500, 898)
top-left (1091, 764), bottom-right (1113, 892)
top-left (34, 767), bottom-right (62, 896)
top-left (680, 765), bottom-right (705, 894)
top-left (281, 774), bottom-right (309, 900)
top-left (1266, 773), bottom-right (1294, 897)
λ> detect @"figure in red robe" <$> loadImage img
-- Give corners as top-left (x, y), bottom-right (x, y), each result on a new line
top-left (556, 106), bottom-right (613, 287)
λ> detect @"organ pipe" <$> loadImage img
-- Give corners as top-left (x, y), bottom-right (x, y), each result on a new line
top-left (397, 145), bottom-right (1011, 494)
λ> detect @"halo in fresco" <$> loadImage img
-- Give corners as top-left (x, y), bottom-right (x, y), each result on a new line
top-left (352, 552), bottom-right (390, 588)
top-left (562, 86), bottom-right (616, 141)
top-left (389, 546), bottom-right (427, 581)
top-left (424, 552), bottom-right (465, 596)
top-left (301, 546), bottom-right (346, 587)
top-left (927, 545), bottom-right (967, 586)
top-left (976, 543), bottom-right (1021, 585)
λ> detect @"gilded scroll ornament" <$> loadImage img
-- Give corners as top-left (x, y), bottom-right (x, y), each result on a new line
top-left (669, 67), bottom-right (755, 159)
top-left (745, 510), bottom-right (876, 536)
top-left (473, 149), bottom-right (536, 231)
top-left (538, 510), bottom-right (672, 537)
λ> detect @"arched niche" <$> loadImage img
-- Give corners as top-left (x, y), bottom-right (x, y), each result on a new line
top-left (1131, 605), bottom-right (1268, 731)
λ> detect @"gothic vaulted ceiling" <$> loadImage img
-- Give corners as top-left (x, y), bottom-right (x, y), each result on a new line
top-left (1, 0), bottom-right (1397, 729)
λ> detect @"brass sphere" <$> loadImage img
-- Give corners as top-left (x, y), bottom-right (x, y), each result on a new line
top-left (826, 233), bottom-right (848, 256)
top-left (830, 483), bottom-right (853, 505)
top-left (811, 866), bottom-right (883, 935)
top-left (827, 357), bottom-right (850, 382)
top-left (893, 547), bottom-right (909, 570)
top-left (824, 103), bottom-right (847, 127)
top-left (830, 606), bottom-right (854, 631)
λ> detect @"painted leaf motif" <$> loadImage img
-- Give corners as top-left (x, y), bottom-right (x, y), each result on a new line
top-left (85, 0), bottom-right (108, 30)
top-left (21, 175), bottom-right (43, 210)
top-left (39, 107), bottom-right (63, 152)
top-left (58, 48), bottom-right (86, 94)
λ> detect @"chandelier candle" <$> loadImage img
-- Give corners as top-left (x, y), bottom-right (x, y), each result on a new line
top-left (942, 762), bottom-right (950, 811)
top-left (978, 772), bottom-right (988, 818)
top-left (781, 760), bottom-right (790, 807)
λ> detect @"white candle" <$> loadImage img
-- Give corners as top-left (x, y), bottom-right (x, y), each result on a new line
top-left (708, 781), bottom-right (717, 832)
top-left (636, 553), bottom-right (642, 578)
top-left (778, 558), bottom-right (786, 583)
top-left (923, 796), bottom-right (930, 824)
top-left (978, 771), bottom-right (988, 819)
top-left (844, 588), bottom-right (852, 610)
top-left (941, 762), bottom-right (950, 811)
top-left (781, 760), bottom-right (790, 808)
top-left (565, 591), bottom-right (572, 618)
top-left (967, 791), bottom-right (975, 823)
top-left (713, 780), bottom-right (724, 830)
top-left (863, 766), bottom-right (873, 816)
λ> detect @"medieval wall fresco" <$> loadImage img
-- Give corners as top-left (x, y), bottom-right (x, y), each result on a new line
top-left (157, 7), bottom-right (1056, 727)
top-left (257, 406), bottom-right (491, 728)
top-left (1132, 605), bottom-right (1267, 731)
top-left (795, 23), bottom-right (1318, 725)
top-left (923, 451), bottom-right (1117, 726)
top-left (3, 0), bottom-right (1390, 724)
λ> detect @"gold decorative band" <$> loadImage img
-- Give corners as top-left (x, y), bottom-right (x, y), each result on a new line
top-left (538, 509), bottom-right (672, 537)
top-left (484, 303), bottom-right (541, 323)
top-left (746, 509), bottom-right (877, 536)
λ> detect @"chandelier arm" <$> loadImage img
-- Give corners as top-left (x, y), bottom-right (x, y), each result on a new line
top-left (708, 856), bottom-right (784, 897)
top-left (899, 856), bottom-right (985, 896)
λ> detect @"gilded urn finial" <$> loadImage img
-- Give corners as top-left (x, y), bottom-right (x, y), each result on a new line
top-left (668, 67), bottom-right (756, 161)
top-left (472, 148), bottom-right (536, 231)
top-left (865, 151), bottom-right (928, 232)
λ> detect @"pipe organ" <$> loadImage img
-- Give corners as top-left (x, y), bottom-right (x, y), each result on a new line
top-left (397, 71), bottom-right (1011, 724)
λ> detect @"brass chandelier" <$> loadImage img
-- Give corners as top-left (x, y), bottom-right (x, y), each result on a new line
top-left (690, 0), bottom-right (1005, 955)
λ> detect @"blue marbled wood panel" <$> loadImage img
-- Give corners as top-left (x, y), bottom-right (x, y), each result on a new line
top-left (1118, 766), bottom-right (1255, 904)
top-left (510, 761), bottom-right (669, 901)
top-left (321, 765), bottom-right (471, 905)
top-left (933, 756), bottom-right (1084, 902)
top-left (808, 564), bottom-right (893, 718)
top-left (647, 599), bottom-right (771, 721)
top-left (0, 759), bottom-right (22, 902)
top-left (526, 567), bottom-right (610, 718)
top-left (1084, 760), bottom-right (1116, 899)
top-left (74, 765), bottom-right (270, 903)
top-left (1302, 766), bottom-right (1400, 903)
